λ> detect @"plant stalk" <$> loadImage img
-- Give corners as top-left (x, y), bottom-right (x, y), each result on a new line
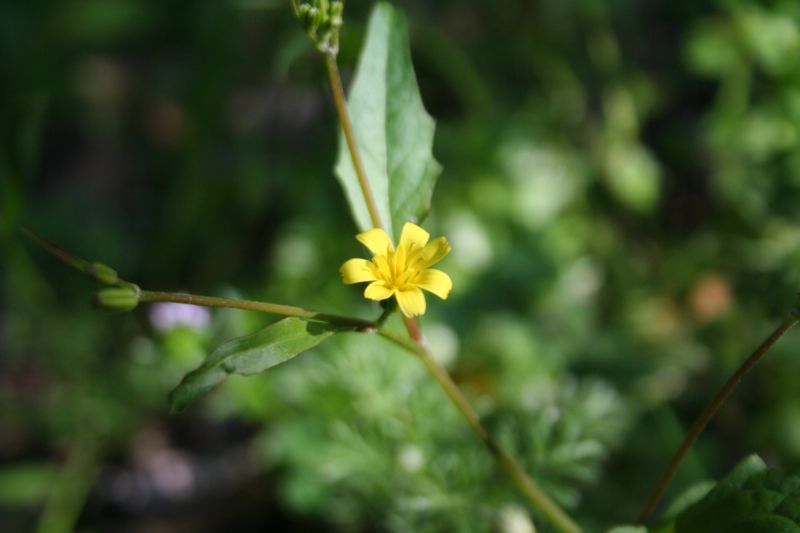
top-left (324, 48), bottom-right (580, 531)
top-left (324, 52), bottom-right (384, 231)
top-left (380, 327), bottom-right (581, 533)
top-left (139, 290), bottom-right (374, 329)
top-left (637, 315), bottom-right (800, 524)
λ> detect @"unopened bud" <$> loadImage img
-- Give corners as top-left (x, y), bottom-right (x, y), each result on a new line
top-left (292, 0), bottom-right (342, 54)
top-left (88, 262), bottom-right (119, 285)
top-left (92, 285), bottom-right (140, 312)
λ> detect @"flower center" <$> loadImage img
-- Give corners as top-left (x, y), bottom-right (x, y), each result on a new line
top-left (371, 244), bottom-right (424, 291)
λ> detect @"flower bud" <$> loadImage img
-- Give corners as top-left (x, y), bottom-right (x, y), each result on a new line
top-left (88, 262), bottom-right (119, 285)
top-left (92, 286), bottom-right (140, 312)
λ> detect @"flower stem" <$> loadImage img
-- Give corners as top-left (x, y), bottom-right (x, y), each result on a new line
top-left (379, 327), bottom-right (581, 533)
top-left (19, 225), bottom-right (91, 273)
top-left (324, 46), bottom-right (580, 531)
top-left (637, 314), bottom-right (800, 524)
top-left (324, 51), bottom-right (384, 231)
top-left (138, 290), bottom-right (374, 329)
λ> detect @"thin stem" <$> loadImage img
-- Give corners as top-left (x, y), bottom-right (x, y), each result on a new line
top-left (323, 46), bottom-right (578, 532)
top-left (324, 52), bottom-right (384, 231)
top-left (139, 290), bottom-right (374, 329)
top-left (403, 315), bottom-right (423, 343)
top-left (19, 225), bottom-right (90, 273)
top-left (637, 315), bottom-right (800, 524)
top-left (380, 327), bottom-right (582, 533)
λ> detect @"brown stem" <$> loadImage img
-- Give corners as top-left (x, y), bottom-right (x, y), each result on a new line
top-left (637, 315), bottom-right (800, 524)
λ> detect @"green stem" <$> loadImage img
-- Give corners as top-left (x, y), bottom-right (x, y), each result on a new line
top-left (323, 47), bottom-right (579, 531)
top-left (139, 290), bottom-right (374, 329)
top-left (19, 225), bottom-right (90, 273)
top-left (379, 327), bottom-right (582, 533)
top-left (637, 315), bottom-right (800, 524)
top-left (37, 441), bottom-right (99, 533)
top-left (324, 52), bottom-right (384, 231)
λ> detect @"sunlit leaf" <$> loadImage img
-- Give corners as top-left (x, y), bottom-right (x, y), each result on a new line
top-left (334, 2), bottom-right (441, 240)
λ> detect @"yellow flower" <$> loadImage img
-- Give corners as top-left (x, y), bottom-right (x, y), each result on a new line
top-left (340, 222), bottom-right (453, 317)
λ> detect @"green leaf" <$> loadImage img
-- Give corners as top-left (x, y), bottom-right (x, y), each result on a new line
top-left (660, 480), bottom-right (715, 524)
top-left (672, 454), bottom-right (800, 533)
top-left (603, 140), bottom-right (661, 214)
top-left (169, 318), bottom-right (340, 412)
top-left (334, 2), bottom-right (441, 241)
top-left (0, 462), bottom-right (58, 507)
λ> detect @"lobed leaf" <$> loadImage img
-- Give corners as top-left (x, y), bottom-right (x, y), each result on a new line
top-left (334, 2), bottom-right (441, 241)
top-left (169, 318), bottom-right (341, 412)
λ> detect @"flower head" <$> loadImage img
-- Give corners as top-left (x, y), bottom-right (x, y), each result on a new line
top-left (340, 222), bottom-right (453, 317)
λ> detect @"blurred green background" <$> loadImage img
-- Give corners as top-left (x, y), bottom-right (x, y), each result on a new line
top-left (3, 0), bottom-right (800, 531)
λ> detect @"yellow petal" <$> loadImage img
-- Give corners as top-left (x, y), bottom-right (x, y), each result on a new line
top-left (398, 222), bottom-right (430, 250)
top-left (372, 254), bottom-right (393, 280)
top-left (364, 281), bottom-right (394, 301)
top-left (415, 268), bottom-right (452, 299)
top-left (420, 237), bottom-right (451, 267)
top-left (395, 288), bottom-right (426, 317)
top-left (340, 258), bottom-right (377, 284)
top-left (356, 228), bottom-right (393, 256)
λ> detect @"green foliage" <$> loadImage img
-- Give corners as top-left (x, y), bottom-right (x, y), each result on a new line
top-left (660, 480), bottom-right (715, 525)
top-left (170, 318), bottom-right (341, 412)
top-left (334, 2), bottom-right (441, 240)
top-left (0, 463), bottom-right (57, 507)
top-left (671, 455), bottom-right (800, 533)
top-left (246, 331), bottom-right (625, 531)
top-left (6, 0), bottom-right (800, 531)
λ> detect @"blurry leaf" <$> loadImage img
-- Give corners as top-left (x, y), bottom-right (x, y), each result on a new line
top-left (673, 454), bottom-right (800, 533)
top-left (737, 7), bottom-right (800, 77)
top-left (334, 2), bottom-right (441, 240)
top-left (61, 0), bottom-right (152, 43)
top-left (685, 22), bottom-right (741, 77)
top-left (603, 141), bottom-right (661, 213)
top-left (169, 318), bottom-right (341, 412)
top-left (607, 527), bottom-right (647, 533)
top-left (660, 480), bottom-right (715, 524)
top-left (0, 463), bottom-right (57, 507)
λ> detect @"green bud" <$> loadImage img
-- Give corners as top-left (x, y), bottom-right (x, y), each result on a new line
top-left (88, 262), bottom-right (119, 285)
top-left (292, 0), bottom-right (343, 54)
top-left (92, 285), bottom-right (140, 312)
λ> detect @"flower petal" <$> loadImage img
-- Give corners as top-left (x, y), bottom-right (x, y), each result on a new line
top-left (420, 237), bottom-right (451, 267)
top-left (340, 258), bottom-right (377, 284)
top-left (415, 268), bottom-right (452, 299)
top-left (356, 228), bottom-right (393, 256)
top-left (395, 288), bottom-right (426, 317)
top-left (398, 222), bottom-right (430, 250)
top-left (364, 281), bottom-right (394, 301)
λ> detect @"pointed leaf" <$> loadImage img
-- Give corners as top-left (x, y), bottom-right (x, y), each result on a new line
top-left (169, 318), bottom-right (340, 412)
top-left (334, 2), bottom-right (441, 241)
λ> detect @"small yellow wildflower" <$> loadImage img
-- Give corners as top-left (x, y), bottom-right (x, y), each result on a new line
top-left (340, 222), bottom-right (453, 317)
